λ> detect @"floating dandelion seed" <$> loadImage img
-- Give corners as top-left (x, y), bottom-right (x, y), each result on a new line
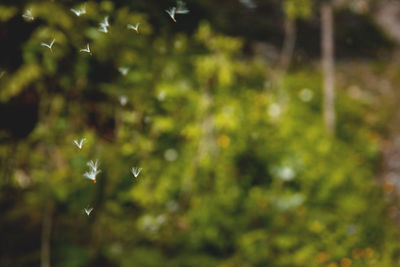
top-left (84, 207), bottom-right (93, 216)
top-left (70, 6), bottom-right (86, 16)
top-left (118, 67), bottom-right (129, 76)
top-left (176, 0), bottom-right (190, 14)
top-left (98, 16), bottom-right (110, 33)
top-left (0, 71), bottom-right (5, 79)
top-left (166, 1), bottom-right (189, 22)
top-left (80, 43), bottom-right (92, 55)
top-left (73, 138), bottom-right (86, 149)
top-left (41, 38), bottom-right (55, 53)
top-left (84, 160), bottom-right (101, 183)
top-left (22, 9), bottom-right (34, 21)
top-left (131, 167), bottom-right (142, 180)
top-left (165, 7), bottom-right (177, 22)
top-left (127, 23), bottom-right (140, 33)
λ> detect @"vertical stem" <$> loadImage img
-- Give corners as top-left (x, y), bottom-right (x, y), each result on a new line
top-left (279, 17), bottom-right (296, 72)
top-left (321, 2), bottom-right (336, 136)
top-left (41, 202), bottom-right (52, 267)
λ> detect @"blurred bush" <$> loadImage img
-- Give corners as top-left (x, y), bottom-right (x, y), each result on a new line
top-left (0, 1), bottom-right (400, 267)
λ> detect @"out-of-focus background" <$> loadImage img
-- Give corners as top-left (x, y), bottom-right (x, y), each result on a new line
top-left (2, 0), bottom-right (400, 266)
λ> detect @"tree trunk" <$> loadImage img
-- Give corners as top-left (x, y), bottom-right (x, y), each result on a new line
top-left (279, 16), bottom-right (296, 71)
top-left (373, 0), bottom-right (400, 45)
top-left (41, 202), bottom-right (53, 267)
top-left (321, 2), bottom-right (336, 135)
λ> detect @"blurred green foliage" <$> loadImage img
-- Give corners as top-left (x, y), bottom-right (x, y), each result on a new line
top-left (1, 1), bottom-right (400, 267)
top-left (284, 0), bottom-right (312, 20)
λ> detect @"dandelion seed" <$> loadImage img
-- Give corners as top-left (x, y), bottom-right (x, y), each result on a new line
top-left (80, 43), bottom-right (92, 55)
top-left (0, 71), bottom-right (5, 79)
top-left (131, 167), bottom-right (142, 180)
top-left (98, 16), bottom-right (110, 33)
top-left (22, 9), bottom-right (34, 21)
top-left (176, 0), bottom-right (190, 14)
top-left (127, 23), bottom-right (140, 33)
top-left (73, 138), bottom-right (86, 149)
top-left (84, 160), bottom-right (101, 183)
top-left (41, 38), bottom-right (56, 53)
top-left (84, 207), bottom-right (93, 216)
top-left (70, 6), bottom-right (87, 16)
top-left (166, 1), bottom-right (189, 22)
top-left (165, 7), bottom-right (177, 22)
